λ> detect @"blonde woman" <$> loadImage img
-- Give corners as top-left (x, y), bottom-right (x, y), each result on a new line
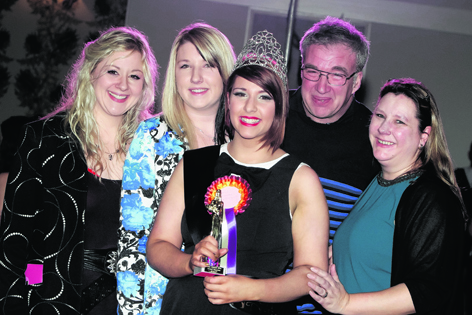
top-left (0, 27), bottom-right (157, 314)
top-left (116, 23), bottom-right (235, 315)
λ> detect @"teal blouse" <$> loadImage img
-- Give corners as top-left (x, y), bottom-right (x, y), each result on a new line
top-left (332, 172), bottom-right (420, 293)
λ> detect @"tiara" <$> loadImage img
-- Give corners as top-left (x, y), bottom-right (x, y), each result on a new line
top-left (233, 30), bottom-right (288, 89)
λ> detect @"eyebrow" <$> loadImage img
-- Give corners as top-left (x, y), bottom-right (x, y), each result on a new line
top-left (375, 108), bottom-right (410, 122)
top-left (233, 87), bottom-right (269, 94)
top-left (394, 114), bottom-right (409, 121)
top-left (109, 64), bottom-right (143, 73)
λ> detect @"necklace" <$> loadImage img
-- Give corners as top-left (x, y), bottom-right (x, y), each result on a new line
top-left (103, 148), bottom-right (120, 161)
top-left (376, 170), bottom-right (423, 187)
top-left (196, 126), bottom-right (216, 144)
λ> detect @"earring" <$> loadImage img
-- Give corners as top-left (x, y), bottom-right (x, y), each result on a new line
top-left (419, 144), bottom-right (424, 148)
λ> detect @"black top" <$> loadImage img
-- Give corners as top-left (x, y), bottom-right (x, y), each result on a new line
top-left (81, 172), bottom-right (121, 314)
top-left (282, 87), bottom-right (378, 192)
top-left (83, 172), bottom-right (121, 250)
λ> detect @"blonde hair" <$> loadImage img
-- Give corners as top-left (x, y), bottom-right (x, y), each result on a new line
top-left (161, 22), bottom-right (235, 149)
top-left (46, 26), bottom-right (158, 175)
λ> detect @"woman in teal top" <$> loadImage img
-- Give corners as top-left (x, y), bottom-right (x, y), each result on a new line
top-left (307, 78), bottom-right (466, 315)
top-left (333, 171), bottom-right (421, 294)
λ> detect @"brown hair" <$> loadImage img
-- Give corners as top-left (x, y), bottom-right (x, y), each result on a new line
top-left (377, 78), bottom-right (468, 221)
top-left (225, 65), bottom-right (288, 152)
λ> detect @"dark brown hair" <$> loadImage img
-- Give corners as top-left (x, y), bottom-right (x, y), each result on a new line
top-left (225, 65), bottom-right (288, 152)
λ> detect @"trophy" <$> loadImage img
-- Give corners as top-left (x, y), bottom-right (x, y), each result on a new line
top-left (194, 189), bottom-right (226, 276)
top-left (194, 176), bottom-right (252, 277)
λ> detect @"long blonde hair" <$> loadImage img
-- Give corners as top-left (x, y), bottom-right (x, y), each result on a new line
top-left (46, 26), bottom-right (158, 175)
top-left (162, 22), bottom-right (235, 149)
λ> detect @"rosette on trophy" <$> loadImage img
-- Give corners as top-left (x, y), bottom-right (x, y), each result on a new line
top-left (193, 175), bottom-right (252, 277)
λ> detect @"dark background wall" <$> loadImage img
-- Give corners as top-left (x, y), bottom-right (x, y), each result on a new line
top-left (0, 0), bottom-right (127, 119)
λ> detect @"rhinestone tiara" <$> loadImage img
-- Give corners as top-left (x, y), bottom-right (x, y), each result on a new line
top-left (233, 30), bottom-right (288, 88)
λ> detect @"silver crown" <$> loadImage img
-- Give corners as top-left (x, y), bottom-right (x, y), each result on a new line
top-left (233, 30), bottom-right (288, 89)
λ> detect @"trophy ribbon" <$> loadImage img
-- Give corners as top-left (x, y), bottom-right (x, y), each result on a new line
top-left (194, 175), bottom-right (251, 277)
top-left (223, 206), bottom-right (237, 274)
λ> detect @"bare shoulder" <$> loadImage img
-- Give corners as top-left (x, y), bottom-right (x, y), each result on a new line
top-left (292, 164), bottom-right (321, 188)
top-left (289, 163), bottom-right (326, 214)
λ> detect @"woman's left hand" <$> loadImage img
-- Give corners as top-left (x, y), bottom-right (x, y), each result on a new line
top-left (203, 274), bottom-right (255, 304)
top-left (307, 264), bottom-right (349, 314)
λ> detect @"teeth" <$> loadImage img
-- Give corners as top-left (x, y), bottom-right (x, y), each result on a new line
top-left (109, 91), bottom-right (127, 99)
top-left (191, 89), bottom-right (207, 93)
top-left (379, 140), bottom-right (393, 145)
top-left (241, 117), bottom-right (260, 124)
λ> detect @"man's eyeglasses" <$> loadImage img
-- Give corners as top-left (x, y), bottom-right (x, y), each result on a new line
top-left (301, 66), bottom-right (357, 86)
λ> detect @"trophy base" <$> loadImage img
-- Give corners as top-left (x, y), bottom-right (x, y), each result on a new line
top-left (194, 266), bottom-right (226, 277)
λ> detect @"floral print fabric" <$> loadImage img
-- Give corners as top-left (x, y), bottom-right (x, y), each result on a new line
top-left (116, 116), bottom-right (187, 315)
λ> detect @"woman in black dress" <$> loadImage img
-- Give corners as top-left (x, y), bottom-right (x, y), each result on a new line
top-left (146, 31), bottom-right (329, 314)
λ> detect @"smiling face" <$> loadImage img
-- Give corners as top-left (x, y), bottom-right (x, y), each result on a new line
top-left (369, 93), bottom-right (430, 179)
top-left (175, 41), bottom-right (224, 114)
top-left (92, 50), bottom-right (144, 120)
top-left (228, 76), bottom-right (276, 143)
top-left (301, 43), bottom-right (362, 124)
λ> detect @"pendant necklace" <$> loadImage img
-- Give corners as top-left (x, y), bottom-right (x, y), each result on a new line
top-left (103, 149), bottom-right (120, 161)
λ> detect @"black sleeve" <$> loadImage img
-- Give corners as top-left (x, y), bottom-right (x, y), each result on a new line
top-left (391, 174), bottom-right (465, 314)
top-left (0, 123), bottom-right (42, 313)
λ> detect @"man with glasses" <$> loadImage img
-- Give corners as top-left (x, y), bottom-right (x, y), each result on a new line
top-left (283, 15), bottom-right (378, 239)
top-left (282, 15), bottom-right (379, 314)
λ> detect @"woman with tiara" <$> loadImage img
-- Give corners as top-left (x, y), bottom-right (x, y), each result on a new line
top-left (146, 31), bottom-right (329, 314)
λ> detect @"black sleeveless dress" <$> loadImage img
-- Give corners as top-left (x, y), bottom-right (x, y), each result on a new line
top-left (161, 145), bottom-right (300, 314)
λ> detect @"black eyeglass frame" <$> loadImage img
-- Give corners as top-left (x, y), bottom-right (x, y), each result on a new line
top-left (301, 66), bottom-right (357, 86)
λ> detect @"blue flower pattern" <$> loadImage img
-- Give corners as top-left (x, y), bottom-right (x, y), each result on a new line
top-left (117, 270), bottom-right (140, 298)
top-left (155, 133), bottom-right (183, 158)
top-left (138, 235), bottom-right (148, 253)
top-left (116, 116), bottom-right (187, 315)
top-left (121, 194), bottom-right (154, 232)
top-left (143, 265), bottom-right (169, 315)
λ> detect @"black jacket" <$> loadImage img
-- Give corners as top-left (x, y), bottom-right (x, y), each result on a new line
top-left (0, 113), bottom-right (88, 314)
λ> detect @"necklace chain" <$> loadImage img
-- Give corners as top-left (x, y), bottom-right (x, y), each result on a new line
top-left (99, 140), bottom-right (130, 161)
top-left (102, 148), bottom-right (120, 161)
top-left (196, 126), bottom-right (216, 144)
top-left (99, 145), bottom-right (121, 161)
